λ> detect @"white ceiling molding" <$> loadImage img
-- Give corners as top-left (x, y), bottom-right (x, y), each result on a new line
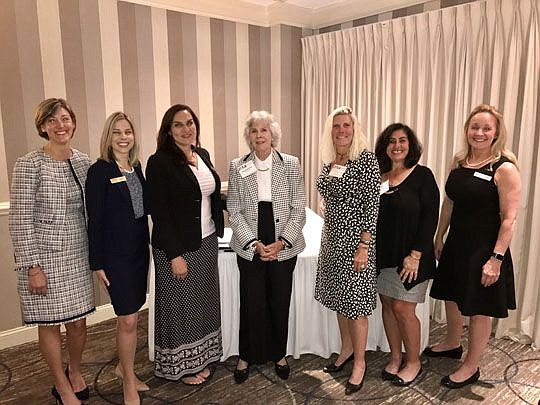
top-left (122, 0), bottom-right (428, 28)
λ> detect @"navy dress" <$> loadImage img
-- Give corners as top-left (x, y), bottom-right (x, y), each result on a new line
top-left (86, 159), bottom-right (150, 316)
top-left (430, 157), bottom-right (516, 318)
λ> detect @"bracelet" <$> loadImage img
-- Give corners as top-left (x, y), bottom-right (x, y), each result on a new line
top-left (359, 239), bottom-right (371, 246)
top-left (491, 252), bottom-right (504, 261)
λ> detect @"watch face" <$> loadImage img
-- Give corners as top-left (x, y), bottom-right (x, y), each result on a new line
top-left (492, 253), bottom-right (504, 261)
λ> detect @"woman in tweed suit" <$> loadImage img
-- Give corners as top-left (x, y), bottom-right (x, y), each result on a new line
top-left (9, 98), bottom-right (94, 405)
top-left (227, 111), bottom-right (306, 383)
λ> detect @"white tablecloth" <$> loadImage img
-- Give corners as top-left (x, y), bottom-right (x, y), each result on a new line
top-left (148, 208), bottom-right (431, 361)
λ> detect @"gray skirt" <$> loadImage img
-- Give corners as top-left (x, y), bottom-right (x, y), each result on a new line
top-left (377, 267), bottom-right (429, 303)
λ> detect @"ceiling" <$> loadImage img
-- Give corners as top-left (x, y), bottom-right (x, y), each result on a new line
top-left (129, 0), bottom-right (427, 28)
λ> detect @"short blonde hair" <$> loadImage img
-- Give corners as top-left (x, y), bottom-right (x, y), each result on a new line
top-left (453, 104), bottom-right (517, 168)
top-left (243, 111), bottom-right (281, 151)
top-left (320, 106), bottom-right (367, 164)
top-left (99, 112), bottom-right (140, 166)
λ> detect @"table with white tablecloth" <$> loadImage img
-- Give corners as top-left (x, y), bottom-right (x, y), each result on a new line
top-left (148, 207), bottom-right (431, 361)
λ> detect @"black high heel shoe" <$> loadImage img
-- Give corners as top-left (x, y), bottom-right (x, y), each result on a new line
top-left (51, 386), bottom-right (63, 405)
top-left (323, 353), bottom-right (354, 373)
top-left (233, 360), bottom-right (250, 384)
top-left (65, 365), bottom-right (90, 400)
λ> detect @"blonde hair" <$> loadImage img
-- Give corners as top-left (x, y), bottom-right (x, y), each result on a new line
top-left (99, 112), bottom-right (140, 166)
top-left (320, 106), bottom-right (367, 164)
top-left (243, 110), bottom-right (281, 151)
top-left (453, 104), bottom-right (517, 168)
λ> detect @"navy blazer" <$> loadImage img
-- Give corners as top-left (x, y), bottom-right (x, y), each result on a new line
top-left (146, 147), bottom-right (225, 261)
top-left (85, 159), bottom-right (150, 270)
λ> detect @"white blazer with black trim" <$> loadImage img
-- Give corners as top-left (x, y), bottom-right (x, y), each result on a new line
top-left (227, 149), bottom-right (306, 261)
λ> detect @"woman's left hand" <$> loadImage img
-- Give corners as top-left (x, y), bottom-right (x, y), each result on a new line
top-left (353, 245), bottom-right (368, 272)
top-left (259, 241), bottom-right (283, 261)
top-left (400, 255), bottom-right (419, 283)
top-left (481, 258), bottom-right (501, 287)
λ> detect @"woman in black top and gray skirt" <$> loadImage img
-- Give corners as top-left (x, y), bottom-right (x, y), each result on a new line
top-left (374, 124), bottom-right (439, 386)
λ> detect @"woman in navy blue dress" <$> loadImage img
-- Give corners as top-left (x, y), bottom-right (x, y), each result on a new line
top-left (86, 112), bottom-right (150, 405)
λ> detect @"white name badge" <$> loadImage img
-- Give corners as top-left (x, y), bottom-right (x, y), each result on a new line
top-left (380, 180), bottom-right (390, 195)
top-left (329, 164), bottom-right (347, 178)
top-left (473, 171), bottom-right (492, 181)
top-left (110, 176), bottom-right (127, 184)
top-left (238, 161), bottom-right (257, 178)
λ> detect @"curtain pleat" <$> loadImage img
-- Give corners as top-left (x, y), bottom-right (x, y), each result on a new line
top-left (301, 0), bottom-right (540, 348)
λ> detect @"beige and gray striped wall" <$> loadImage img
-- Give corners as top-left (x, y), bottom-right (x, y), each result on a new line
top-left (0, 0), bottom-right (301, 332)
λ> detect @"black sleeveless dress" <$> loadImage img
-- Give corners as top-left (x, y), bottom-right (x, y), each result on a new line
top-left (430, 157), bottom-right (516, 318)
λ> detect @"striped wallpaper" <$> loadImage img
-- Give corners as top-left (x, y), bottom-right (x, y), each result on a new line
top-left (0, 0), bottom-right (303, 202)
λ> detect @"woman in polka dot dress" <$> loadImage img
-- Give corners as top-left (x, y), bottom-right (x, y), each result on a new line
top-left (315, 106), bottom-right (380, 395)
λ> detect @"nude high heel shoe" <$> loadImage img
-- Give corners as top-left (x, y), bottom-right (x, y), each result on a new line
top-left (115, 364), bottom-right (150, 392)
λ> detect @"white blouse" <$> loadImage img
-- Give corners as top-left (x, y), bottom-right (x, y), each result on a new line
top-left (189, 155), bottom-right (216, 238)
top-left (254, 153), bottom-right (272, 202)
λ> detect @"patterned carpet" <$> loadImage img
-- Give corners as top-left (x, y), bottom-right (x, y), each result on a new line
top-left (0, 310), bottom-right (538, 404)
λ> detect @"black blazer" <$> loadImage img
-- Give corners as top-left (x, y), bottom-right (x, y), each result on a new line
top-left (146, 147), bottom-right (224, 260)
top-left (85, 159), bottom-right (150, 270)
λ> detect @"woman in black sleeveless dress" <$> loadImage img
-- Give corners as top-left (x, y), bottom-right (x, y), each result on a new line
top-left (426, 105), bottom-right (521, 389)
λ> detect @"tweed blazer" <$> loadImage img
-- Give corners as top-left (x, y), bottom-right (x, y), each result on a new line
top-left (9, 148), bottom-right (91, 269)
top-left (227, 149), bottom-right (306, 261)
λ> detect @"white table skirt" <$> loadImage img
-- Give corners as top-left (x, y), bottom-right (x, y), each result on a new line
top-left (148, 208), bottom-right (431, 361)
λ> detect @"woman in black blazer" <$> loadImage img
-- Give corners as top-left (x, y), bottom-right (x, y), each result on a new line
top-left (146, 104), bottom-right (224, 386)
top-left (86, 112), bottom-right (150, 405)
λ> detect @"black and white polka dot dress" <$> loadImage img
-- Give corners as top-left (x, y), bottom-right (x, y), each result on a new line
top-left (314, 150), bottom-right (380, 319)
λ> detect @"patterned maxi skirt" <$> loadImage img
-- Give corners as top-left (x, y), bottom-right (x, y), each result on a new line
top-left (153, 234), bottom-right (223, 379)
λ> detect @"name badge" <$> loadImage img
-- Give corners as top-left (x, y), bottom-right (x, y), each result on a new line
top-left (238, 161), bottom-right (256, 178)
top-left (110, 176), bottom-right (127, 184)
top-left (473, 172), bottom-right (492, 181)
top-left (329, 164), bottom-right (347, 178)
top-left (380, 180), bottom-right (390, 195)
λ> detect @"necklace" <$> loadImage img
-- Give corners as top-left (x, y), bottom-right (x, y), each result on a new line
top-left (115, 160), bottom-right (133, 173)
top-left (465, 155), bottom-right (493, 168)
top-left (257, 167), bottom-right (269, 172)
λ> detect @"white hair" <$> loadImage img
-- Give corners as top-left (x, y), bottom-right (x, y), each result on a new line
top-left (243, 110), bottom-right (281, 150)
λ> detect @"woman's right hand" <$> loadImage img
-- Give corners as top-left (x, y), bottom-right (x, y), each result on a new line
top-left (95, 270), bottom-right (110, 294)
top-left (28, 266), bottom-right (47, 296)
top-left (434, 237), bottom-right (444, 260)
top-left (171, 256), bottom-right (188, 280)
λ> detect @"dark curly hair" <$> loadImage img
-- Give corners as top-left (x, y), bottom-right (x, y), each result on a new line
top-left (375, 123), bottom-right (422, 173)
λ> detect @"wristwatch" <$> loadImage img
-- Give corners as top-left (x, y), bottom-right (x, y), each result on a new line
top-left (491, 252), bottom-right (504, 261)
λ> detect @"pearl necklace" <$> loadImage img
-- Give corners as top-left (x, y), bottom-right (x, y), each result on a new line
top-left (465, 155), bottom-right (493, 168)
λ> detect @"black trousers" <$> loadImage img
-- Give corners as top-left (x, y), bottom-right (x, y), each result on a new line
top-left (237, 202), bottom-right (297, 364)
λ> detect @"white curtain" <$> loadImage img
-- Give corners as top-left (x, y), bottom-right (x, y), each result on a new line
top-left (301, 0), bottom-right (540, 348)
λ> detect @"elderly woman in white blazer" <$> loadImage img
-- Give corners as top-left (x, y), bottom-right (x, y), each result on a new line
top-left (227, 111), bottom-right (306, 383)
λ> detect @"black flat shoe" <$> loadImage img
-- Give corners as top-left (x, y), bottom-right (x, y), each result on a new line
top-left (392, 366), bottom-right (423, 387)
top-left (381, 369), bottom-right (397, 381)
top-left (234, 360), bottom-right (250, 384)
top-left (441, 368), bottom-right (480, 389)
top-left (275, 359), bottom-right (290, 380)
top-left (65, 365), bottom-right (90, 400)
top-left (323, 353), bottom-right (354, 373)
top-left (423, 345), bottom-right (463, 359)
top-left (345, 371), bottom-right (365, 395)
